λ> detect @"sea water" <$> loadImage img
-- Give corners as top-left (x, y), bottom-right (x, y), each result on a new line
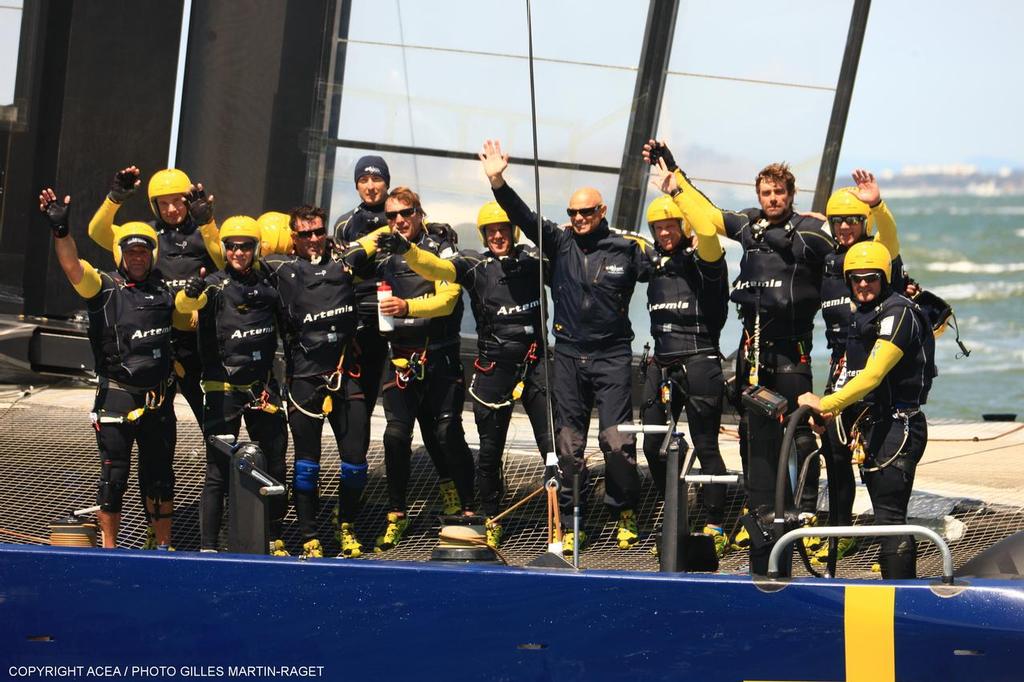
top-left (629, 194), bottom-right (1024, 421)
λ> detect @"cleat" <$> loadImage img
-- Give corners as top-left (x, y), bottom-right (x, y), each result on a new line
top-left (199, 548), bottom-right (218, 554)
top-left (374, 512), bottom-right (410, 552)
top-left (561, 529), bottom-right (587, 559)
top-left (300, 538), bottom-right (324, 559)
top-left (485, 519), bottom-right (503, 549)
top-left (439, 479), bottom-right (462, 516)
top-left (799, 513), bottom-right (823, 554)
top-left (142, 526), bottom-right (158, 550)
top-left (811, 537), bottom-right (858, 566)
top-left (616, 509), bottom-right (639, 549)
top-left (339, 523), bottom-right (363, 558)
top-left (703, 524), bottom-right (728, 558)
top-left (269, 539), bottom-right (290, 557)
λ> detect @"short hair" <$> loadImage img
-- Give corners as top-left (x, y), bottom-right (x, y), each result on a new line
top-left (288, 205), bottom-right (327, 231)
top-left (386, 186), bottom-right (424, 215)
top-left (755, 162), bottom-right (796, 197)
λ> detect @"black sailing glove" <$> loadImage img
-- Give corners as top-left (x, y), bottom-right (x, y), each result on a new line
top-left (183, 273), bottom-right (206, 299)
top-left (648, 141), bottom-right (678, 172)
top-left (44, 197), bottom-right (70, 239)
top-left (377, 230), bottom-right (411, 257)
top-left (186, 186), bottom-right (214, 225)
top-left (108, 168), bottom-right (140, 204)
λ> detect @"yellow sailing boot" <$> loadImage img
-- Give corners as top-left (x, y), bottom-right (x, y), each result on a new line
top-left (300, 538), bottom-right (324, 559)
top-left (269, 539), bottom-right (290, 557)
top-left (374, 512), bottom-right (410, 552)
top-left (616, 509), bottom-right (639, 549)
top-left (439, 479), bottom-right (462, 516)
top-left (339, 523), bottom-right (363, 558)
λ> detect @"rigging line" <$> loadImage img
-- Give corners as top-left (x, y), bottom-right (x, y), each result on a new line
top-left (338, 38), bottom-right (837, 92)
top-left (524, 0), bottom-right (558, 470)
top-left (394, 0), bottom-right (420, 189)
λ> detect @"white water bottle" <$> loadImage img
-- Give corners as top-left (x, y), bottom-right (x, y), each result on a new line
top-left (377, 281), bottom-right (395, 332)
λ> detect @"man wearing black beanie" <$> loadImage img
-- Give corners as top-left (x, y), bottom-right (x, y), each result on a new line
top-left (331, 156), bottom-right (467, 532)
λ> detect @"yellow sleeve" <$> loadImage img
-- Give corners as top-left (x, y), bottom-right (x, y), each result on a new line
top-left (175, 289), bottom-right (208, 314)
top-left (355, 226), bottom-right (390, 257)
top-left (673, 170), bottom-right (727, 236)
top-left (71, 260), bottom-right (103, 299)
top-left (406, 279), bottom-right (460, 318)
top-left (88, 197), bottom-right (121, 252)
top-left (404, 243), bottom-right (457, 282)
top-left (199, 220), bottom-right (225, 270)
top-left (820, 339), bottom-right (904, 413)
top-left (871, 201), bottom-right (899, 259)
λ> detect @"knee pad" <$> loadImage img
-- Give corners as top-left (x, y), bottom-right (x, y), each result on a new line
top-left (143, 479), bottom-right (175, 507)
top-left (434, 415), bottom-right (464, 447)
top-left (598, 426), bottom-right (636, 462)
top-left (294, 459), bottom-right (320, 493)
top-left (383, 421), bottom-right (413, 449)
top-left (339, 461), bottom-right (368, 490)
top-left (97, 480), bottom-right (127, 512)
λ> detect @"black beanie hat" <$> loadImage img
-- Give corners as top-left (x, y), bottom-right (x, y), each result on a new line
top-left (354, 155), bottom-right (390, 187)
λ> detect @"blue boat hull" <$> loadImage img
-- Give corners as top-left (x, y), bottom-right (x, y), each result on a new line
top-left (1, 544), bottom-right (1022, 681)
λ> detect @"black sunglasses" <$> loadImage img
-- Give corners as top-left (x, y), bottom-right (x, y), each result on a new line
top-left (385, 207), bottom-right (419, 221)
top-left (566, 205), bottom-right (601, 218)
top-left (848, 272), bottom-right (882, 284)
top-left (829, 215), bottom-right (866, 227)
top-left (224, 241), bottom-right (256, 253)
top-left (293, 227), bottom-right (327, 239)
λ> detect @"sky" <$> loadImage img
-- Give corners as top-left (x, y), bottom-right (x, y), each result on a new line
top-left (840, 1), bottom-right (1024, 173)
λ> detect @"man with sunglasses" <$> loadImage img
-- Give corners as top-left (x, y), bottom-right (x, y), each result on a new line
top-left (378, 201), bottom-right (552, 549)
top-left (645, 141), bottom-right (834, 576)
top-left (370, 186), bottom-right (476, 552)
top-left (264, 206), bottom-right (387, 558)
top-left (799, 241), bottom-right (934, 579)
top-left (813, 171), bottom-right (904, 566)
top-left (480, 139), bottom-right (659, 557)
top-left (177, 216), bottom-right (288, 555)
top-left (40, 189), bottom-right (177, 549)
top-left (332, 157), bottom-right (465, 525)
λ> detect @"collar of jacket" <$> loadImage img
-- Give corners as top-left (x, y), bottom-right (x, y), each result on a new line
top-left (573, 219), bottom-right (610, 248)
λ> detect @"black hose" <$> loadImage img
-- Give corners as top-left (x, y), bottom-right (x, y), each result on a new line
top-left (774, 406), bottom-right (812, 537)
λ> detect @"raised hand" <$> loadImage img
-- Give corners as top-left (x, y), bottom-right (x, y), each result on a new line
top-left (183, 266), bottom-right (207, 298)
top-left (642, 139), bottom-right (677, 171)
top-left (109, 166), bottom-right (141, 203)
top-left (478, 139), bottom-right (510, 188)
top-left (851, 169), bottom-right (880, 207)
top-left (186, 183), bottom-right (215, 224)
top-left (38, 188), bottom-right (71, 238)
top-left (376, 230), bottom-right (411, 257)
top-left (648, 157), bottom-right (679, 195)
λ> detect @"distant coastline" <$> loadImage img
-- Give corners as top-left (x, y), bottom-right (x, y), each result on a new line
top-left (877, 165), bottom-right (1024, 198)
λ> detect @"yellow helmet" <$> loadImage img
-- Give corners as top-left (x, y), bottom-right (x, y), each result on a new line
top-left (220, 215), bottom-right (262, 262)
top-left (645, 195), bottom-right (691, 237)
top-left (257, 211), bottom-right (292, 255)
top-left (147, 168), bottom-right (192, 219)
top-left (112, 222), bottom-right (159, 269)
top-left (825, 187), bottom-right (875, 237)
top-left (476, 201), bottom-right (519, 246)
top-left (843, 240), bottom-right (891, 283)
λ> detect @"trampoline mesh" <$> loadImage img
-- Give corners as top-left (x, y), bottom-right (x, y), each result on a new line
top-left (0, 399), bottom-right (1018, 579)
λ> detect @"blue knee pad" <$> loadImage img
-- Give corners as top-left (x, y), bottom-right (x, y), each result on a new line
top-left (340, 461), bottom-right (368, 490)
top-left (294, 460), bottom-right (320, 492)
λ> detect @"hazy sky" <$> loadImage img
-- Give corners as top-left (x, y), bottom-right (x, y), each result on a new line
top-left (840, 1), bottom-right (1023, 173)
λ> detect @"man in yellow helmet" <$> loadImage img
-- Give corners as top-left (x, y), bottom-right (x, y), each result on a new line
top-left (813, 170), bottom-right (904, 565)
top-left (88, 166), bottom-right (222, 427)
top-left (40, 188), bottom-right (176, 549)
top-left (644, 139), bottom-right (835, 576)
top-left (377, 200), bottom-right (551, 548)
top-left (799, 240), bottom-right (935, 579)
top-left (639, 169), bottom-right (731, 556)
top-left (176, 216), bottom-right (287, 555)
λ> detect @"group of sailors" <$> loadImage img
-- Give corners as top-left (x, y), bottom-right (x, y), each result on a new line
top-left (38, 136), bottom-right (937, 578)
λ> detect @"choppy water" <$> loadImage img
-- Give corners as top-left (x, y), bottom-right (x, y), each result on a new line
top-left (627, 195), bottom-right (1024, 421)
